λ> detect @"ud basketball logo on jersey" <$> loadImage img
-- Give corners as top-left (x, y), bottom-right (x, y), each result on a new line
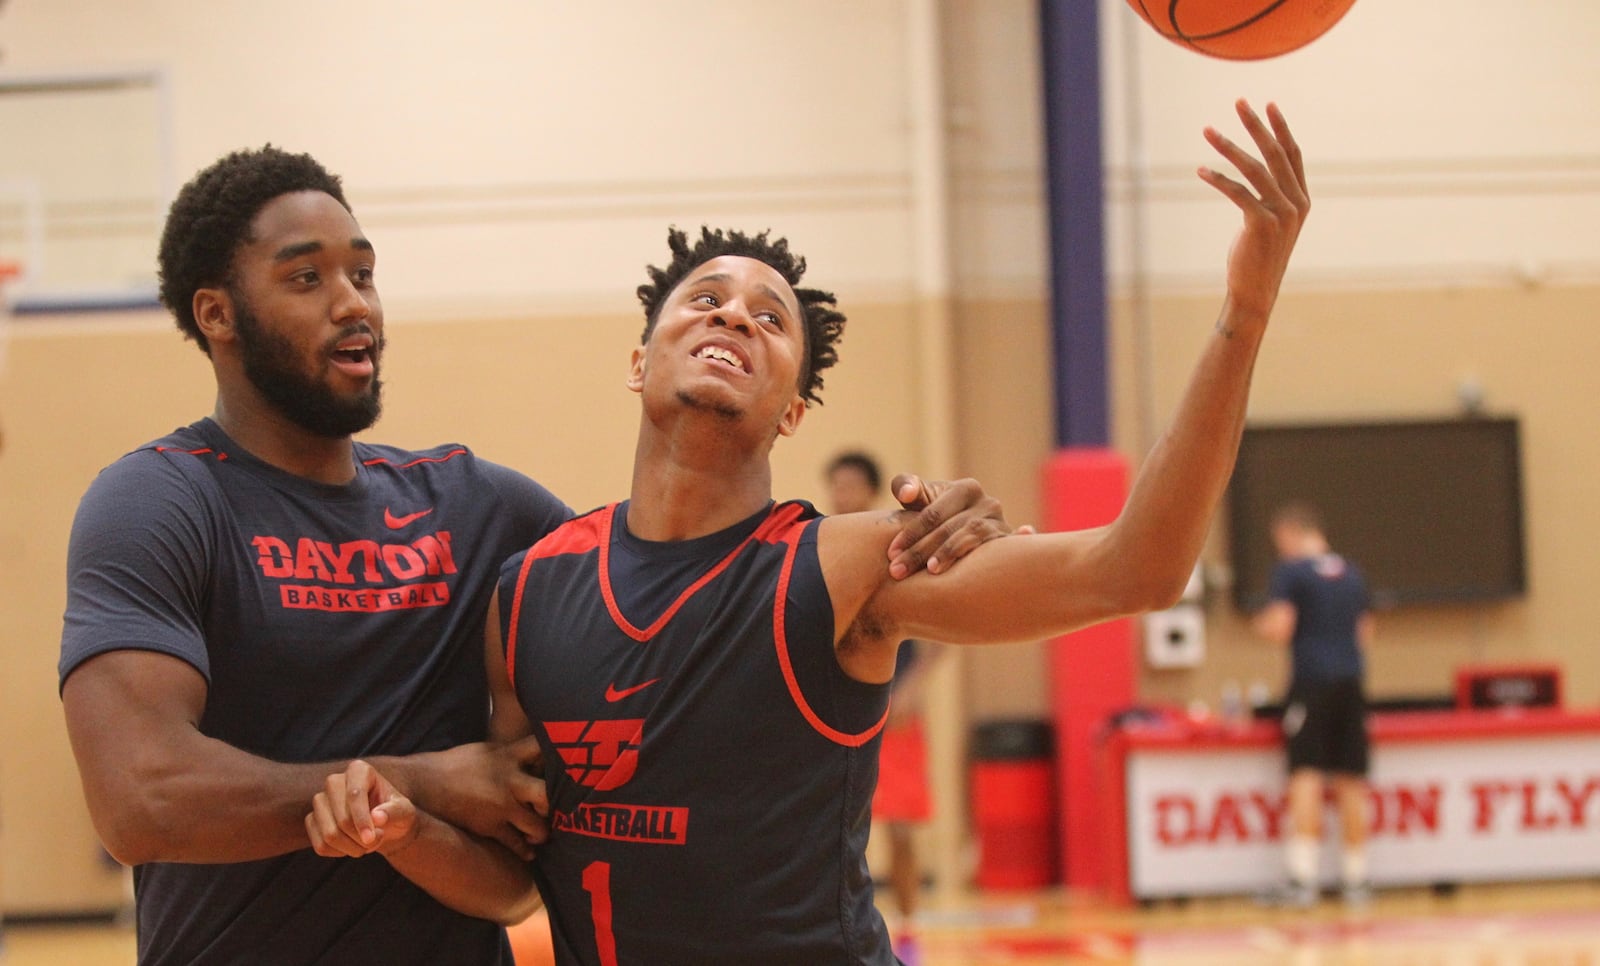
top-left (249, 530), bottom-right (458, 612)
top-left (546, 718), bottom-right (691, 845)
top-left (547, 719), bottom-right (644, 791)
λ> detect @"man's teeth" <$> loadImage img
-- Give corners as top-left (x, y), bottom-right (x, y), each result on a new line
top-left (696, 346), bottom-right (745, 370)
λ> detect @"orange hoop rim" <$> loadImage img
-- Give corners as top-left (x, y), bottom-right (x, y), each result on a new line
top-left (0, 260), bottom-right (21, 283)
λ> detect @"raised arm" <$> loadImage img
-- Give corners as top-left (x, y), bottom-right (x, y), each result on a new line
top-left (826, 100), bottom-right (1308, 676)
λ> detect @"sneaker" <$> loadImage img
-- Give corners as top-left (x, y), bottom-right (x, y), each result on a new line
top-left (1256, 880), bottom-right (1317, 909)
top-left (1341, 881), bottom-right (1373, 907)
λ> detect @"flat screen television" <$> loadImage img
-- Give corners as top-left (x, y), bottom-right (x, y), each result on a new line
top-left (1226, 417), bottom-right (1526, 611)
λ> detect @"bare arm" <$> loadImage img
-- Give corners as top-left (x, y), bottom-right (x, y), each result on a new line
top-left (306, 760), bottom-right (541, 926)
top-left (1253, 601), bottom-right (1298, 646)
top-left (882, 475), bottom-right (1025, 579)
top-left (485, 588), bottom-right (538, 746)
top-left (826, 101), bottom-right (1309, 676)
top-left (63, 649), bottom-right (545, 866)
top-left (300, 588), bottom-right (548, 922)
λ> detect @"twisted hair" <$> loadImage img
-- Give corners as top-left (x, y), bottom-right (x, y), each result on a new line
top-left (158, 145), bottom-right (349, 354)
top-left (636, 226), bottom-right (845, 406)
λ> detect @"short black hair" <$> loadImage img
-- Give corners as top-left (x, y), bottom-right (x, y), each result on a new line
top-left (825, 450), bottom-right (882, 493)
top-left (636, 226), bottom-right (845, 406)
top-left (157, 145), bottom-right (349, 355)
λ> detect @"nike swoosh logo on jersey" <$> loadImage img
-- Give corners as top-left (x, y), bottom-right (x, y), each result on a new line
top-left (384, 507), bottom-right (435, 529)
top-left (605, 679), bottom-right (661, 703)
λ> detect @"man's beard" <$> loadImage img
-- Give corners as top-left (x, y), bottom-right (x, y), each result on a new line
top-left (233, 294), bottom-right (384, 438)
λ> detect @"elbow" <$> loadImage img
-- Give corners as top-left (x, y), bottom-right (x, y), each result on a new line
top-left (492, 893), bottom-right (545, 929)
top-left (1144, 577), bottom-right (1190, 614)
top-left (83, 774), bottom-right (190, 866)
top-left (1121, 569), bottom-right (1192, 616)
top-left (93, 810), bottom-right (166, 867)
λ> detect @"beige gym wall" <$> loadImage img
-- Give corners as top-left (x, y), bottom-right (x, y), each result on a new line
top-left (3, 0), bottom-right (1599, 914)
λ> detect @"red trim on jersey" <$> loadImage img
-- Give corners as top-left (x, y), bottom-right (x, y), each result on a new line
top-left (529, 510), bottom-right (607, 561)
top-left (361, 448), bottom-right (468, 468)
top-left (505, 549), bottom-right (540, 686)
top-left (505, 510), bottom-right (609, 683)
top-left (773, 519), bottom-right (889, 748)
top-left (154, 446), bottom-right (227, 460)
top-left (598, 502), bottom-right (806, 643)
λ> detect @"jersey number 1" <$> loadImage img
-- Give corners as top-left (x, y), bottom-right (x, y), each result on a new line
top-left (582, 860), bottom-right (619, 966)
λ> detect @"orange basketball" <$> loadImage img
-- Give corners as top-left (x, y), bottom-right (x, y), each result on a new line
top-left (1125, 0), bottom-right (1357, 61)
top-left (508, 908), bottom-right (556, 966)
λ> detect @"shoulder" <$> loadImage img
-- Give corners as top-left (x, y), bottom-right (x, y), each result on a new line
top-left (359, 441), bottom-right (573, 538)
top-left (763, 499), bottom-right (823, 543)
top-left (79, 429), bottom-right (226, 522)
top-left (502, 504), bottom-right (612, 576)
top-left (473, 457), bottom-right (571, 522)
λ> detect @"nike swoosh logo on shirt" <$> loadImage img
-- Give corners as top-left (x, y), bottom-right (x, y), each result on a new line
top-left (384, 507), bottom-right (435, 529)
top-left (605, 679), bottom-right (661, 703)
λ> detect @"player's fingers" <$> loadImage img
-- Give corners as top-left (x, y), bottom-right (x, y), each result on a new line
top-left (308, 793), bottom-right (363, 858)
top-left (510, 771), bottom-right (552, 819)
top-left (888, 478), bottom-right (994, 577)
top-left (1232, 99), bottom-right (1296, 206)
top-left (505, 734), bottom-right (544, 770)
top-left (1264, 102), bottom-right (1310, 206)
top-left (889, 473), bottom-right (934, 512)
top-left (341, 761), bottom-right (379, 848)
top-left (492, 824), bottom-right (537, 861)
top-left (306, 806), bottom-right (339, 858)
top-left (927, 513), bottom-right (1009, 574)
top-left (1196, 160), bottom-right (1262, 216)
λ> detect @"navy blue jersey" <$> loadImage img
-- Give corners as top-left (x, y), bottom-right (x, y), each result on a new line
top-left (1267, 553), bottom-right (1371, 684)
top-left (499, 500), bottom-right (896, 965)
top-left (60, 417), bottom-right (570, 966)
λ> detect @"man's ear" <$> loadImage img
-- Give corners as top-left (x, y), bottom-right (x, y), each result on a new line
top-left (193, 287), bottom-right (235, 346)
top-left (626, 345), bottom-right (647, 393)
top-left (775, 394), bottom-right (807, 438)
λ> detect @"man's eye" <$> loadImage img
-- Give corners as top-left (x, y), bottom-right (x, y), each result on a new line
top-left (295, 270), bottom-right (319, 285)
top-left (694, 293), bottom-right (718, 306)
top-left (758, 312), bottom-right (781, 326)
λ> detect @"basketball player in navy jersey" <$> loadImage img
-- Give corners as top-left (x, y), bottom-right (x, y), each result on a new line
top-left (59, 145), bottom-right (1012, 966)
top-left (1253, 501), bottom-right (1374, 907)
top-left (317, 98), bottom-right (1309, 963)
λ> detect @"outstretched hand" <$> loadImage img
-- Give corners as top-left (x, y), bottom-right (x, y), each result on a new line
top-left (1198, 100), bottom-right (1310, 324)
top-left (885, 474), bottom-right (1034, 579)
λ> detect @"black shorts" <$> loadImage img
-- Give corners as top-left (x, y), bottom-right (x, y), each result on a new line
top-left (1281, 678), bottom-right (1369, 776)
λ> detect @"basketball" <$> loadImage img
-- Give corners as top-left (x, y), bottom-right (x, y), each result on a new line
top-left (1124, 0), bottom-right (1357, 61)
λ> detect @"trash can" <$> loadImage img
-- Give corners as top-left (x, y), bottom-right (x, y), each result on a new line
top-left (970, 719), bottom-right (1058, 890)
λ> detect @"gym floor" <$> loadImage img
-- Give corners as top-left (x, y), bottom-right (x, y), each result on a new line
top-left (5, 879), bottom-right (1598, 964)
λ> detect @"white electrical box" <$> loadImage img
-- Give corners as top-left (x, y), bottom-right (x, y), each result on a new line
top-left (1143, 604), bottom-right (1206, 669)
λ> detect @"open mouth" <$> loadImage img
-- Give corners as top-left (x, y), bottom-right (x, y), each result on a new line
top-left (330, 334), bottom-right (377, 374)
top-left (694, 343), bottom-right (748, 372)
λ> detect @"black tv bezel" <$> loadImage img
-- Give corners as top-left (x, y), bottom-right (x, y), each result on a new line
top-left (1226, 417), bottom-right (1527, 611)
